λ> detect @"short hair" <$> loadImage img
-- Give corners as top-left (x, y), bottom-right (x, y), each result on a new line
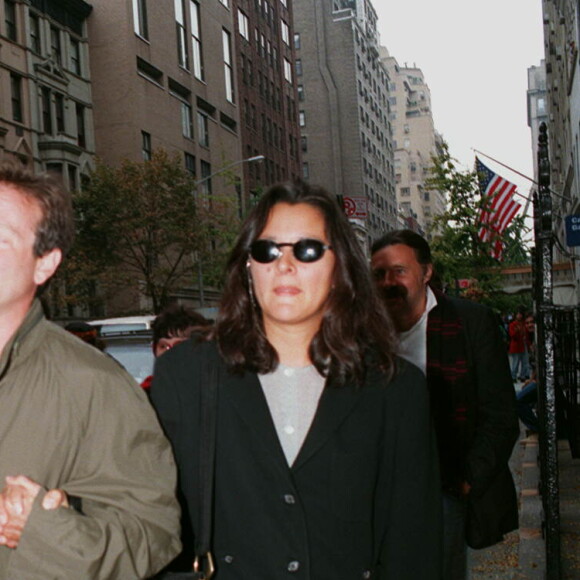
top-left (152, 303), bottom-right (211, 347)
top-left (371, 229), bottom-right (432, 266)
top-left (215, 180), bottom-right (396, 385)
top-left (0, 162), bottom-right (75, 257)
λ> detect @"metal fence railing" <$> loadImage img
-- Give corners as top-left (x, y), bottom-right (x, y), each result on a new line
top-left (552, 306), bottom-right (580, 458)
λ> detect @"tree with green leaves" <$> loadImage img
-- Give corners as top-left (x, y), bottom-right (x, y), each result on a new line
top-left (57, 150), bottom-right (240, 314)
top-left (426, 143), bottom-right (530, 309)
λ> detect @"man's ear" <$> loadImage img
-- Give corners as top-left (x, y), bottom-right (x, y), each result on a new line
top-left (34, 249), bottom-right (62, 286)
top-left (423, 263), bottom-right (433, 284)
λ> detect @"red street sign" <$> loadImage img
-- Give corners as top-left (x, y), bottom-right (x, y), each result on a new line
top-left (343, 196), bottom-right (367, 218)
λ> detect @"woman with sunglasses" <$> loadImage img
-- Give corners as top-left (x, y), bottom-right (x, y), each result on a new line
top-left (150, 181), bottom-right (441, 579)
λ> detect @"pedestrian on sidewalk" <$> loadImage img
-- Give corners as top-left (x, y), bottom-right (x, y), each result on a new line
top-left (151, 181), bottom-right (442, 579)
top-left (508, 310), bottom-right (527, 381)
top-left (371, 229), bottom-right (519, 580)
top-left (0, 163), bottom-right (181, 579)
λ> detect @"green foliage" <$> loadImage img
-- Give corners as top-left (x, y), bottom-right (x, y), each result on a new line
top-left (426, 143), bottom-right (531, 310)
top-left (59, 150), bottom-right (241, 314)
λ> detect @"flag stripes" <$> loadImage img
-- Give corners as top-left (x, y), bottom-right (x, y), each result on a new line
top-left (475, 157), bottom-right (521, 259)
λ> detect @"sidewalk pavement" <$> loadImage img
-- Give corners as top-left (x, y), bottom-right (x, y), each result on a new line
top-left (469, 426), bottom-right (580, 579)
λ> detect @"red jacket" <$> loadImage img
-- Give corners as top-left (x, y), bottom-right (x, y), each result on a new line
top-left (508, 320), bottom-right (526, 354)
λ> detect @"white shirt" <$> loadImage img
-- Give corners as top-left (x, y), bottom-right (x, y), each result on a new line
top-left (398, 286), bottom-right (437, 375)
top-left (259, 363), bottom-right (325, 466)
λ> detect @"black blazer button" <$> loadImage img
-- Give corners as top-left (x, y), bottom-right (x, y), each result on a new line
top-left (284, 494), bottom-right (296, 504)
top-left (287, 560), bottom-right (300, 572)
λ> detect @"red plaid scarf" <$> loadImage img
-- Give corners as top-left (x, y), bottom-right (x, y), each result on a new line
top-left (426, 292), bottom-right (474, 492)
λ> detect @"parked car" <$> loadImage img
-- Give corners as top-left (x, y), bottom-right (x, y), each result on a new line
top-left (88, 315), bottom-right (156, 336)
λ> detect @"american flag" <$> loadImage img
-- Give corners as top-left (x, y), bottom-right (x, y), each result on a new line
top-left (475, 157), bottom-right (521, 259)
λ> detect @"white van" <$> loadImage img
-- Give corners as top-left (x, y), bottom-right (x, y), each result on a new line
top-left (88, 315), bottom-right (156, 336)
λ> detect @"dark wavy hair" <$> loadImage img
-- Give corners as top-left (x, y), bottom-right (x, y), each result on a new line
top-left (0, 161), bottom-right (74, 257)
top-left (371, 229), bottom-right (432, 266)
top-left (215, 180), bottom-right (397, 386)
top-left (152, 303), bottom-right (212, 348)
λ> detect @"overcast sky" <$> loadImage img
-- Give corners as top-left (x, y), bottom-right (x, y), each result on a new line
top-left (374, 0), bottom-right (544, 216)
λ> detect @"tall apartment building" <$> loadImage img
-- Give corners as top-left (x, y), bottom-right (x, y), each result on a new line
top-left (380, 48), bottom-right (445, 235)
top-left (232, 0), bottom-right (301, 201)
top-left (527, 60), bottom-right (548, 181)
top-left (88, 0), bottom-right (242, 202)
top-left (0, 0), bottom-right (94, 187)
top-left (292, 0), bottom-right (397, 248)
top-left (541, 0), bottom-right (580, 301)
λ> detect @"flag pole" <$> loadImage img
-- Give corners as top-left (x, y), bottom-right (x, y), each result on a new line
top-left (473, 148), bottom-right (569, 201)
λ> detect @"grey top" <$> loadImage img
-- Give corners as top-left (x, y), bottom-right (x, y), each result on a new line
top-left (259, 363), bottom-right (325, 465)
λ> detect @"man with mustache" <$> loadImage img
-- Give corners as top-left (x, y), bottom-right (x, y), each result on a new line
top-left (371, 230), bottom-right (519, 580)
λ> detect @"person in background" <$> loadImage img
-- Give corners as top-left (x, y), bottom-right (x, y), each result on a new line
top-left (140, 304), bottom-right (212, 389)
top-left (508, 309), bottom-right (527, 381)
top-left (0, 163), bottom-right (181, 579)
top-left (371, 229), bottom-right (518, 580)
top-left (523, 314), bottom-right (536, 379)
top-left (151, 181), bottom-right (441, 579)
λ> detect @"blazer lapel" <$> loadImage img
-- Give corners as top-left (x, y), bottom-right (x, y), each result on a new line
top-left (223, 370), bottom-right (288, 466)
top-left (291, 379), bottom-right (361, 472)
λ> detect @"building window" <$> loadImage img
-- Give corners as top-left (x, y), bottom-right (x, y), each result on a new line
top-left (181, 102), bottom-right (193, 138)
top-left (68, 165), bottom-right (78, 191)
top-left (76, 103), bottom-right (86, 148)
top-left (70, 38), bottom-right (81, 75)
top-left (46, 163), bottom-right (63, 174)
top-left (41, 87), bottom-right (52, 134)
top-left (238, 9), bottom-right (249, 40)
top-left (50, 27), bottom-right (62, 64)
top-left (55, 93), bottom-right (65, 133)
top-left (280, 19), bottom-right (289, 45)
top-left (29, 13), bottom-right (41, 53)
top-left (197, 112), bottom-right (209, 147)
top-left (297, 85), bottom-right (304, 101)
top-left (142, 131), bottom-right (152, 160)
top-left (302, 162), bottom-right (309, 180)
top-left (132, 0), bottom-right (148, 39)
top-left (294, 32), bottom-right (300, 50)
top-left (283, 58), bottom-right (293, 84)
top-left (5, 0), bottom-right (16, 41)
top-left (295, 58), bottom-right (302, 76)
top-left (175, 0), bottom-right (189, 69)
top-left (299, 110), bottom-right (305, 127)
top-left (10, 73), bottom-right (22, 123)
top-left (301, 135), bottom-right (307, 152)
top-left (200, 160), bottom-right (212, 195)
top-left (218, 0), bottom-right (229, 7)
top-left (222, 29), bottom-right (234, 103)
top-left (137, 56), bottom-right (163, 85)
top-left (184, 152), bottom-right (196, 176)
top-left (190, 1), bottom-right (203, 80)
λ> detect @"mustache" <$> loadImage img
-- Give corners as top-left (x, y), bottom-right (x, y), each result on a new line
top-left (381, 285), bottom-right (408, 300)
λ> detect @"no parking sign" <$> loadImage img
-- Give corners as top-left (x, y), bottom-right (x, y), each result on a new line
top-left (343, 196), bottom-right (367, 218)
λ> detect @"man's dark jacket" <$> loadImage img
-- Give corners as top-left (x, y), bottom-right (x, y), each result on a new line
top-left (427, 293), bottom-right (519, 548)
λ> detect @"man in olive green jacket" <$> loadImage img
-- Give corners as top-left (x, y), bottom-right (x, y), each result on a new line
top-left (0, 163), bottom-right (181, 579)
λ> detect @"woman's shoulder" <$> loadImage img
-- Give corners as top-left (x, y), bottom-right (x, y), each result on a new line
top-left (155, 337), bottom-right (221, 375)
top-left (363, 354), bottom-right (425, 394)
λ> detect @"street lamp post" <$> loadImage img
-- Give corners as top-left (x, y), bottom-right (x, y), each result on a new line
top-left (194, 155), bottom-right (265, 188)
top-left (193, 154), bottom-right (265, 307)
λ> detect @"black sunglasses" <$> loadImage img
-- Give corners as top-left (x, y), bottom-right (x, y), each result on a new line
top-left (250, 239), bottom-right (332, 264)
